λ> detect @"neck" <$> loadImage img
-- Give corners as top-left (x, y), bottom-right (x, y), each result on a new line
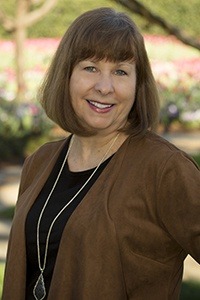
top-left (68, 132), bottom-right (128, 171)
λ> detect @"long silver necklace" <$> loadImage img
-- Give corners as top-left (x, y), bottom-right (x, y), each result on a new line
top-left (33, 133), bottom-right (120, 300)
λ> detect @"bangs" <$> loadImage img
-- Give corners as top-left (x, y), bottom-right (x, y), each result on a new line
top-left (72, 22), bottom-right (137, 64)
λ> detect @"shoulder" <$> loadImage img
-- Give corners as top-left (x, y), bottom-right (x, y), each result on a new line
top-left (24, 138), bottom-right (68, 168)
top-left (126, 131), bottom-right (199, 171)
top-left (129, 131), bottom-right (181, 155)
top-left (18, 137), bottom-right (70, 194)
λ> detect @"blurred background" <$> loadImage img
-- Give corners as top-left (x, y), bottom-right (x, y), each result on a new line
top-left (0, 0), bottom-right (199, 298)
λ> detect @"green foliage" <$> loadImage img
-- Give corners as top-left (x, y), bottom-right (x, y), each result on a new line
top-left (0, 0), bottom-right (199, 38)
top-left (0, 206), bottom-right (15, 219)
top-left (192, 154), bottom-right (200, 167)
top-left (0, 98), bottom-right (53, 162)
top-left (140, 0), bottom-right (200, 36)
top-left (0, 263), bottom-right (5, 297)
top-left (180, 281), bottom-right (200, 300)
top-left (27, 0), bottom-right (126, 38)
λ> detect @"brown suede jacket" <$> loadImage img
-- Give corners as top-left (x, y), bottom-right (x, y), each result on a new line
top-left (2, 131), bottom-right (200, 299)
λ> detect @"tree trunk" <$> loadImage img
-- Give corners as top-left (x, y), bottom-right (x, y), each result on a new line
top-left (15, 26), bottom-right (27, 102)
top-left (15, 0), bottom-right (30, 101)
top-left (0, 0), bottom-right (58, 102)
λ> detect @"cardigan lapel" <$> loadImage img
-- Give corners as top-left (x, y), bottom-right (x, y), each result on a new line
top-left (48, 136), bottom-right (131, 298)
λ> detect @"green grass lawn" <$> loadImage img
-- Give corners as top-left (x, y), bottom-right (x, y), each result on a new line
top-left (192, 154), bottom-right (200, 166)
top-left (0, 263), bottom-right (5, 297)
top-left (180, 281), bottom-right (200, 300)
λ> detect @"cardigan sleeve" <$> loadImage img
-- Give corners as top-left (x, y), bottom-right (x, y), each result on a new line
top-left (157, 151), bottom-right (200, 264)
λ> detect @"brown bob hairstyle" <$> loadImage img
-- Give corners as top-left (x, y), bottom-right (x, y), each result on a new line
top-left (39, 7), bottom-right (160, 137)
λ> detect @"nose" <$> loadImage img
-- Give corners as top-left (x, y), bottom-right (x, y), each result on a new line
top-left (95, 74), bottom-right (114, 95)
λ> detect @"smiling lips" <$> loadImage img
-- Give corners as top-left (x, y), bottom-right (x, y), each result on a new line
top-left (87, 99), bottom-right (114, 112)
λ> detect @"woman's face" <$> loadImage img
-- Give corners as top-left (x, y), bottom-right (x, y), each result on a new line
top-left (69, 58), bottom-right (136, 135)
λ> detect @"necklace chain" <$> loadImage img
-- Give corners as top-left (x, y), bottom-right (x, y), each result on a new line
top-left (33, 133), bottom-right (120, 300)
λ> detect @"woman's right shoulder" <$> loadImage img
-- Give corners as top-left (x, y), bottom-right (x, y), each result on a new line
top-left (18, 137), bottom-right (70, 195)
top-left (23, 137), bottom-right (70, 174)
top-left (31, 138), bottom-right (67, 158)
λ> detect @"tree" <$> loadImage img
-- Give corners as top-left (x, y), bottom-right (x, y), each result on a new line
top-left (0, 0), bottom-right (58, 101)
top-left (112, 0), bottom-right (200, 51)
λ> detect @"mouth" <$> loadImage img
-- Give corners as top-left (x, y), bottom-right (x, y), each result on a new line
top-left (86, 99), bottom-right (114, 109)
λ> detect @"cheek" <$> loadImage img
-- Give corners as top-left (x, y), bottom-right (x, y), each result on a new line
top-left (123, 86), bottom-right (136, 114)
top-left (126, 97), bottom-right (135, 115)
top-left (69, 77), bottom-right (75, 98)
top-left (125, 82), bottom-right (136, 105)
top-left (69, 77), bottom-right (80, 103)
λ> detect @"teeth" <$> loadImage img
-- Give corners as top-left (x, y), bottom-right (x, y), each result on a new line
top-left (88, 100), bottom-right (112, 109)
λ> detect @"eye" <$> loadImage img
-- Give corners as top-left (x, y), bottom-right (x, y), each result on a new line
top-left (115, 69), bottom-right (127, 76)
top-left (84, 66), bottom-right (97, 73)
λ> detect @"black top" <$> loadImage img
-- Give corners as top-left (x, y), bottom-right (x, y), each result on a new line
top-left (25, 138), bottom-right (113, 299)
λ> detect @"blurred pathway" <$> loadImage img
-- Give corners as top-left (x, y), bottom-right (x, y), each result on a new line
top-left (0, 165), bottom-right (21, 263)
top-left (0, 132), bottom-right (200, 280)
top-left (162, 131), bottom-right (200, 155)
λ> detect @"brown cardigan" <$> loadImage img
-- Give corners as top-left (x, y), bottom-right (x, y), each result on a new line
top-left (2, 132), bottom-right (200, 299)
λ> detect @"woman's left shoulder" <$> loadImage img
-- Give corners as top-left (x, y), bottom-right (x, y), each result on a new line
top-left (128, 131), bottom-right (199, 170)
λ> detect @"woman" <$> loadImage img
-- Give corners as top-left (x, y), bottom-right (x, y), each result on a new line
top-left (2, 7), bottom-right (200, 300)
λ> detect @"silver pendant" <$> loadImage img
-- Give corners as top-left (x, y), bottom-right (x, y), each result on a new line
top-left (33, 273), bottom-right (46, 300)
